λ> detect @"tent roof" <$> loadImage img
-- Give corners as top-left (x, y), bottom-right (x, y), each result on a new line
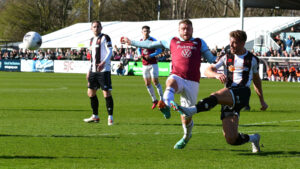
top-left (40, 16), bottom-right (300, 49)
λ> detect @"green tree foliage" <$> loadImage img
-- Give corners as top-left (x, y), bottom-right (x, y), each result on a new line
top-left (0, 0), bottom-right (298, 42)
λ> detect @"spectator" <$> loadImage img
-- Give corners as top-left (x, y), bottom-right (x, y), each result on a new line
top-left (296, 69), bottom-right (300, 82)
top-left (116, 63), bottom-right (125, 76)
top-left (288, 66), bottom-right (297, 82)
top-left (272, 66), bottom-right (278, 81)
top-left (285, 35), bottom-right (293, 54)
top-left (283, 67), bottom-right (289, 82)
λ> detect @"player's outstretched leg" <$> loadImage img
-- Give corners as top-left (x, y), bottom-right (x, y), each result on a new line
top-left (170, 101), bottom-right (197, 118)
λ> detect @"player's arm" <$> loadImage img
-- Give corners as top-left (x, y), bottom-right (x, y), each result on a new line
top-left (200, 39), bottom-right (216, 63)
top-left (252, 72), bottom-right (268, 111)
top-left (121, 37), bottom-right (169, 49)
top-left (149, 37), bottom-right (163, 58)
top-left (204, 55), bottom-right (227, 84)
top-left (98, 35), bottom-right (112, 71)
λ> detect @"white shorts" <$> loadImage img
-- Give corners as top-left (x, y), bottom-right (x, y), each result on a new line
top-left (142, 64), bottom-right (159, 79)
top-left (168, 74), bottom-right (199, 107)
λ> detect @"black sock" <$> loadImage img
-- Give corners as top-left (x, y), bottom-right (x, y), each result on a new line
top-left (232, 133), bottom-right (250, 145)
top-left (196, 95), bottom-right (218, 112)
top-left (105, 96), bottom-right (114, 115)
top-left (90, 95), bottom-right (99, 115)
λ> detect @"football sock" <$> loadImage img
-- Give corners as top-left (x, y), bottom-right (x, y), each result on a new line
top-left (105, 96), bottom-right (114, 115)
top-left (108, 115), bottom-right (113, 120)
top-left (163, 87), bottom-right (175, 107)
top-left (90, 95), bottom-right (99, 116)
top-left (232, 133), bottom-right (250, 145)
top-left (155, 83), bottom-right (164, 100)
top-left (183, 120), bottom-right (193, 140)
top-left (196, 95), bottom-right (218, 112)
top-left (146, 85), bottom-right (157, 102)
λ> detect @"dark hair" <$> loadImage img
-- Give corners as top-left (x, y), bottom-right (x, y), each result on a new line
top-left (230, 30), bottom-right (247, 42)
top-left (179, 19), bottom-right (193, 27)
top-left (142, 25), bottom-right (150, 30)
top-left (91, 20), bottom-right (102, 27)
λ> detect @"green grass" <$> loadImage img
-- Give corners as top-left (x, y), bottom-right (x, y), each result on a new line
top-left (0, 71), bottom-right (299, 169)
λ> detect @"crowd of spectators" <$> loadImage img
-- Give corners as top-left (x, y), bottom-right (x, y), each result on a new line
top-left (0, 45), bottom-right (173, 63)
top-left (267, 65), bottom-right (300, 82)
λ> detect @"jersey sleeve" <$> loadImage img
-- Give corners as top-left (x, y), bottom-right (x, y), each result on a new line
top-left (148, 37), bottom-right (162, 58)
top-left (131, 37), bottom-right (173, 50)
top-left (103, 35), bottom-right (113, 62)
top-left (200, 39), bottom-right (216, 63)
top-left (214, 54), bottom-right (226, 70)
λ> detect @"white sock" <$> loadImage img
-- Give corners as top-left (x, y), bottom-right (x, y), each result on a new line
top-left (146, 85), bottom-right (157, 102)
top-left (92, 114), bottom-right (99, 118)
top-left (108, 115), bottom-right (113, 120)
top-left (155, 83), bottom-right (164, 100)
top-left (182, 120), bottom-right (193, 140)
top-left (163, 87), bottom-right (175, 107)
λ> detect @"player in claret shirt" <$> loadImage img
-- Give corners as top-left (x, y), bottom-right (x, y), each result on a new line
top-left (136, 25), bottom-right (163, 110)
top-left (171, 30), bottom-right (268, 153)
top-left (121, 19), bottom-right (216, 149)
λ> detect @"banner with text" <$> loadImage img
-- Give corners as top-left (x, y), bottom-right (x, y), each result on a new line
top-left (127, 61), bottom-right (171, 76)
top-left (1, 60), bottom-right (21, 71)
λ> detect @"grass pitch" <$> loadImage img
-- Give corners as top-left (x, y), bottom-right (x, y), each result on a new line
top-left (0, 72), bottom-right (299, 169)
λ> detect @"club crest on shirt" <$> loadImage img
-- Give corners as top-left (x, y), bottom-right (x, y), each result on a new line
top-left (176, 41), bottom-right (181, 44)
top-left (228, 65), bottom-right (235, 72)
top-left (182, 49), bottom-right (192, 58)
top-left (143, 49), bottom-right (148, 55)
top-left (97, 39), bottom-right (101, 44)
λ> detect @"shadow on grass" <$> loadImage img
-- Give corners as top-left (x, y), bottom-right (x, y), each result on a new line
top-left (0, 134), bottom-right (119, 139)
top-left (0, 155), bottom-right (99, 159)
top-left (137, 123), bottom-right (223, 127)
top-left (239, 151), bottom-right (300, 157)
top-left (240, 124), bottom-right (279, 127)
top-left (0, 108), bottom-right (88, 112)
top-left (204, 149), bottom-right (300, 157)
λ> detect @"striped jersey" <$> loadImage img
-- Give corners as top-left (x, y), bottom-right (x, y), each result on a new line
top-left (214, 51), bottom-right (259, 87)
top-left (90, 33), bottom-right (112, 72)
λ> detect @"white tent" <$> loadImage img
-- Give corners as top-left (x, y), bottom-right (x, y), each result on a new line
top-left (40, 17), bottom-right (300, 50)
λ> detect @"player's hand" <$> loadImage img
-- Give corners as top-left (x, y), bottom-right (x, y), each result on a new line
top-left (120, 37), bottom-right (131, 45)
top-left (215, 73), bottom-right (227, 84)
top-left (260, 101), bottom-right (268, 111)
top-left (97, 61), bottom-right (105, 72)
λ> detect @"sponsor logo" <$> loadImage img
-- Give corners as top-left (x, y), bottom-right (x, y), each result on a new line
top-left (182, 49), bottom-right (192, 58)
top-left (228, 65), bottom-right (235, 72)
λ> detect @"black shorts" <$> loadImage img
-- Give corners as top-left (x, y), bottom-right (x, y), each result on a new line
top-left (88, 71), bottom-right (112, 91)
top-left (220, 86), bottom-right (251, 120)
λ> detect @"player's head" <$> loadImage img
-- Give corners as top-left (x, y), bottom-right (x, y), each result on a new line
top-left (178, 19), bottom-right (193, 41)
top-left (91, 20), bottom-right (102, 36)
top-left (142, 25), bottom-right (150, 39)
top-left (229, 30), bottom-right (247, 55)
